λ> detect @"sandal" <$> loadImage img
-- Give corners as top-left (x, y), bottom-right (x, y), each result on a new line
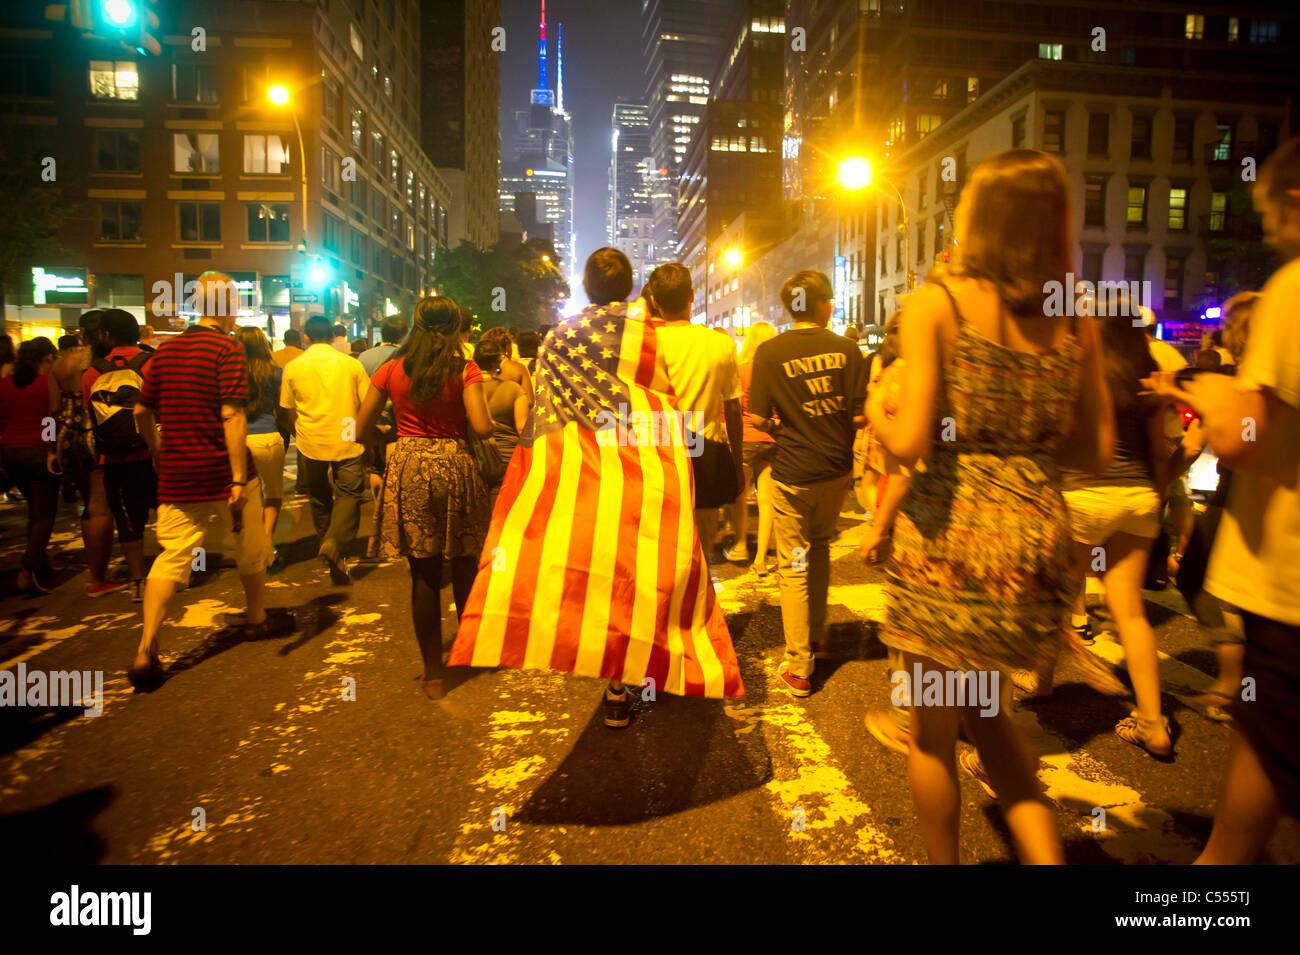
top-left (1115, 712), bottom-right (1174, 762)
top-left (1193, 691), bottom-right (1234, 724)
top-left (1010, 668), bottom-right (1053, 699)
top-left (958, 749), bottom-right (998, 799)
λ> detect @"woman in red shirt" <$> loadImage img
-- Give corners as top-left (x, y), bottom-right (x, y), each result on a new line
top-left (0, 337), bottom-right (59, 593)
top-left (358, 296), bottom-right (494, 699)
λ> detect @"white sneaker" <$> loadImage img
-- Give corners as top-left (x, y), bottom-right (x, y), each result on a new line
top-left (723, 544), bottom-right (750, 563)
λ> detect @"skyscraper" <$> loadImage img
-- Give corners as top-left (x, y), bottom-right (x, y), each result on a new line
top-left (609, 99), bottom-right (654, 287)
top-left (640, 0), bottom-right (735, 263)
top-left (500, 2), bottom-right (574, 272)
top-left (420, 0), bottom-right (500, 251)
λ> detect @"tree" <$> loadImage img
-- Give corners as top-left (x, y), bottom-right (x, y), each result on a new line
top-left (429, 238), bottom-right (569, 335)
top-left (1203, 180), bottom-right (1279, 300)
top-left (0, 123), bottom-right (71, 319)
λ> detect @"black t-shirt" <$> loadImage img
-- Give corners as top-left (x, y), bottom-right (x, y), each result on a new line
top-left (749, 326), bottom-right (867, 485)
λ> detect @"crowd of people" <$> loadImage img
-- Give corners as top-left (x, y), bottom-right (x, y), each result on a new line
top-left (1, 135), bottom-right (1298, 864)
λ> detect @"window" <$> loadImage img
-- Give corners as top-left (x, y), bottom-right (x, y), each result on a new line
top-left (1249, 20), bottom-right (1278, 43)
top-left (1011, 114), bottom-right (1026, 148)
top-left (966, 76), bottom-right (979, 104)
top-left (1208, 192), bottom-right (1227, 232)
top-left (177, 202), bottom-right (221, 242)
top-left (1227, 18), bottom-right (1239, 42)
top-left (916, 221), bottom-right (926, 267)
top-left (1168, 188), bottom-right (1188, 231)
top-left (895, 236), bottom-right (904, 274)
top-left (932, 79), bottom-right (948, 99)
top-left (1130, 115), bottom-right (1151, 159)
top-left (95, 130), bottom-right (140, 172)
top-left (98, 201), bottom-right (141, 241)
top-left (172, 63), bottom-right (217, 103)
top-left (322, 211), bottom-right (343, 253)
top-left (934, 213), bottom-right (944, 261)
top-left (1081, 249), bottom-right (1104, 287)
top-left (246, 203), bottom-right (290, 243)
top-left (371, 130), bottom-right (384, 168)
top-left (322, 75), bottom-right (340, 129)
top-left (880, 244), bottom-right (887, 277)
top-left (915, 114), bottom-right (941, 137)
top-left (1043, 110), bottom-right (1065, 153)
top-left (1126, 184), bottom-right (1148, 228)
top-left (173, 133), bottom-right (220, 174)
top-left (322, 146), bottom-right (339, 192)
top-left (1084, 174), bottom-right (1107, 227)
top-left (1087, 112), bottom-right (1108, 155)
top-left (350, 228), bottom-right (365, 264)
top-left (1164, 255), bottom-right (1185, 309)
top-left (1212, 124), bottom-right (1232, 162)
top-left (89, 61), bottom-right (138, 100)
top-left (350, 23), bottom-right (364, 59)
top-left (1037, 43), bottom-right (1062, 61)
top-left (1124, 250), bottom-right (1145, 283)
top-left (917, 169), bottom-right (927, 210)
top-left (406, 170), bottom-right (415, 206)
top-left (243, 134), bottom-right (290, 174)
top-left (390, 148), bottom-right (399, 186)
top-left (1172, 116), bottom-right (1194, 163)
top-left (241, 59), bottom-right (270, 103)
top-left (352, 177), bottom-right (368, 216)
top-left (0, 56), bottom-right (51, 97)
top-left (383, 75), bottom-right (392, 99)
top-left (351, 108), bottom-right (364, 148)
top-left (1185, 14), bottom-right (1204, 40)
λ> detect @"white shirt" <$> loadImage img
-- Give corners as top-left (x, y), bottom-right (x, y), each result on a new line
top-left (280, 343), bottom-right (370, 461)
top-left (1206, 257), bottom-right (1300, 625)
top-left (655, 322), bottom-right (742, 443)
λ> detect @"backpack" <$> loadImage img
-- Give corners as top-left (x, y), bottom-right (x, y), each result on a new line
top-left (88, 351), bottom-right (152, 458)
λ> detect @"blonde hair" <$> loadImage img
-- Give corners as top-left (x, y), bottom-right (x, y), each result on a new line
top-left (739, 321), bottom-right (777, 363)
top-left (945, 149), bottom-right (1073, 316)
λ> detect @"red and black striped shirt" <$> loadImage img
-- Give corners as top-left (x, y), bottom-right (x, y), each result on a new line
top-left (139, 324), bottom-right (255, 503)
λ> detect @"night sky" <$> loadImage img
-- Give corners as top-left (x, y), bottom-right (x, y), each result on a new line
top-left (498, 0), bottom-right (645, 288)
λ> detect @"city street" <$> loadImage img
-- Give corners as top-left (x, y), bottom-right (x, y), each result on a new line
top-left (2, 464), bottom-right (1296, 865)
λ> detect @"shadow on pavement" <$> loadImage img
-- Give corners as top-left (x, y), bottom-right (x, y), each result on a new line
top-left (0, 785), bottom-right (114, 864)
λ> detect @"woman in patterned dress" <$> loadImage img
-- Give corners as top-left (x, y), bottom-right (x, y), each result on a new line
top-left (866, 150), bottom-right (1116, 864)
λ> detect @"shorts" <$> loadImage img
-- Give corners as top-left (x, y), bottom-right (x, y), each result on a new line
top-left (246, 431), bottom-right (286, 501)
top-left (148, 478), bottom-right (271, 586)
top-left (1234, 612), bottom-right (1300, 819)
top-left (1064, 484), bottom-right (1162, 546)
top-left (102, 458), bottom-right (157, 544)
top-left (742, 441), bottom-right (775, 478)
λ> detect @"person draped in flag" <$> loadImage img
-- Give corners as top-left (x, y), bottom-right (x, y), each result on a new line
top-left (356, 296), bottom-right (494, 700)
top-left (449, 248), bottom-right (744, 728)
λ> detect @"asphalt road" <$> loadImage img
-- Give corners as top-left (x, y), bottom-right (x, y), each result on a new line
top-left (1, 466), bottom-right (1296, 865)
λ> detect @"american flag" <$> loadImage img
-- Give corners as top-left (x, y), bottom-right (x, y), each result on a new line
top-left (449, 300), bottom-right (744, 699)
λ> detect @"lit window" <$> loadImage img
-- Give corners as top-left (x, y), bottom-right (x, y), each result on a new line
top-left (173, 133), bottom-right (220, 174)
top-left (1249, 20), bottom-right (1277, 43)
top-left (1168, 188), bottom-right (1187, 231)
top-left (932, 79), bottom-right (948, 98)
top-left (89, 60), bottom-right (138, 100)
top-left (1126, 185), bottom-right (1147, 227)
top-left (1037, 43), bottom-right (1063, 61)
top-left (1208, 192), bottom-right (1227, 231)
top-left (1185, 14), bottom-right (1204, 40)
top-left (350, 23), bottom-right (364, 59)
top-left (246, 203), bottom-right (290, 243)
top-left (1227, 18), bottom-right (1239, 42)
top-left (243, 134), bottom-right (290, 174)
top-left (967, 76), bottom-right (979, 104)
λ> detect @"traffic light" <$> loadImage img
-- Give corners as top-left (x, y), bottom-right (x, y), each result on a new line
top-left (83, 1), bottom-right (160, 56)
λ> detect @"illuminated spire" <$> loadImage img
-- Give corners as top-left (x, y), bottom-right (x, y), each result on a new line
top-left (556, 21), bottom-right (565, 115)
top-left (531, 0), bottom-right (553, 105)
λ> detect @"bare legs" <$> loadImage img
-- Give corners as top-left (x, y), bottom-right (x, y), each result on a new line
top-left (903, 651), bottom-right (1062, 864)
top-left (83, 470), bottom-right (114, 586)
top-left (262, 496), bottom-right (281, 545)
top-left (1195, 732), bottom-right (1283, 864)
top-left (1101, 533), bottom-right (1170, 752)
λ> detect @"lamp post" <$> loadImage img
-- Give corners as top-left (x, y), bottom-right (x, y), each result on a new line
top-left (269, 84), bottom-right (310, 330)
top-left (839, 156), bottom-right (916, 303)
top-left (725, 246), bottom-right (768, 331)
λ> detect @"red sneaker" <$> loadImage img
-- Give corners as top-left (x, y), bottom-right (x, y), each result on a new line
top-left (87, 580), bottom-right (127, 598)
top-left (776, 661), bottom-right (812, 698)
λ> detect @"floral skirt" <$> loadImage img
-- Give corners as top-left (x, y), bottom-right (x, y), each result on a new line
top-left (378, 437), bottom-right (490, 560)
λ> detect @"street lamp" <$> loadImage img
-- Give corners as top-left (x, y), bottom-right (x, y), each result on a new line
top-left (840, 154), bottom-right (914, 293)
top-left (267, 84), bottom-right (308, 248)
top-left (725, 246), bottom-right (768, 330)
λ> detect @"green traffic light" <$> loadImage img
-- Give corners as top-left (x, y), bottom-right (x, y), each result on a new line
top-left (102, 0), bottom-right (138, 28)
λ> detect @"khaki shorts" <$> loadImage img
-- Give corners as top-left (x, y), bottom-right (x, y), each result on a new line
top-left (247, 431), bottom-right (286, 501)
top-left (148, 479), bottom-right (272, 585)
top-left (1065, 484), bottom-right (1162, 546)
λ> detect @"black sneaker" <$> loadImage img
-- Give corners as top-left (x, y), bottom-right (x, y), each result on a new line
top-left (603, 685), bottom-right (631, 729)
top-left (320, 550), bottom-right (351, 586)
top-left (1074, 620), bottom-right (1094, 646)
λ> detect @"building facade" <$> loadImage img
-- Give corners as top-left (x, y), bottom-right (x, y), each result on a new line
top-left (419, 0), bottom-right (500, 252)
top-left (874, 60), bottom-right (1293, 332)
top-left (609, 99), bottom-right (654, 288)
top-left (1, 0), bottom-right (452, 342)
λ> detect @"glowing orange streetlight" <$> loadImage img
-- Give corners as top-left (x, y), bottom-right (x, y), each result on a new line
top-left (724, 247), bottom-right (743, 269)
top-left (838, 156), bottom-right (873, 192)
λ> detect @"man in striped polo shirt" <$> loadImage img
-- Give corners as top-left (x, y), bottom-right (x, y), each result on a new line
top-left (128, 272), bottom-right (290, 688)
